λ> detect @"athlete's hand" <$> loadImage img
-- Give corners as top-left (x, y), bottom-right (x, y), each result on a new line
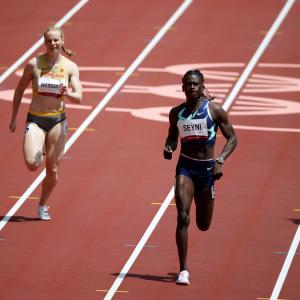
top-left (163, 145), bottom-right (173, 160)
top-left (213, 163), bottom-right (223, 180)
top-left (9, 119), bottom-right (16, 132)
top-left (59, 84), bottom-right (68, 96)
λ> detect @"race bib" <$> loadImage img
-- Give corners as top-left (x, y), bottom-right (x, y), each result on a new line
top-left (178, 118), bottom-right (208, 139)
top-left (37, 77), bottom-right (66, 97)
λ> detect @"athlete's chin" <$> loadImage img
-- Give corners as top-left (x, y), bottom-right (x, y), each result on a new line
top-left (48, 48), bottom-right (60, 53)
top-left (188, 96), bottom-right (200, 102)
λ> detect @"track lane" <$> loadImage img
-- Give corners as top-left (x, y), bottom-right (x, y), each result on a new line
top-left (0, 1), bottom-right (299, 299)
top-left (98, 1), bottom-right (300, 299)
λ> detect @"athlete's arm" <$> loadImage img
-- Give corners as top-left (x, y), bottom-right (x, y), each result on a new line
top-left (62, 61), bottom-right (82, 104)
top-left (9, 62), bottom-right (34, 132)
top-left (213, 103), bottom-right (237, 160)
top-left (164, 107), bottom-right (179, 160)
top-left (210, 102), bottom-right (238, 179)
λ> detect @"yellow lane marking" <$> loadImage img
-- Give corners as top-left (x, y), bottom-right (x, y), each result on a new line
top-left (151, 202), bottom-right (175, 206)
top-left (68, 127), bottom-right (95, 132)
top-left (10, 196), bottom-right (38, 200)
top-left (293, 209), bottom-right (300, 212)
top-left (96, 290), bottom-right (129, 293)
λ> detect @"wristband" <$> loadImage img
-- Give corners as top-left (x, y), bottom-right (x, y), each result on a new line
top-left (216, 157), bottom-right (224, 165)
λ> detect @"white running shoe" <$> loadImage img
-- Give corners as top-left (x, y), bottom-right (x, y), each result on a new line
top-left (176, 270), bottom-right (190, 285)
top-left (38, 205), bottom-right (51, 220)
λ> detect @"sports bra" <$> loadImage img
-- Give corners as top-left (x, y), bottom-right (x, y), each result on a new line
top-left (177, 99), bottom-right (218, 145)
top-left (33, 55), bottom-right (68, 98)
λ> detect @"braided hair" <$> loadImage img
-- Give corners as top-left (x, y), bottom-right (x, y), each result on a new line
top-left (43, 26), bottom-right (75, 57)
top-left (182, 69), bottom-right (215, 100)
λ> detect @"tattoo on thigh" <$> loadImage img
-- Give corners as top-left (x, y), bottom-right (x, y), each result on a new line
top-left (24, 123), bottom-right (32, 135)
top-left (62, 120), bottom-right (68, 135)
top-left (35, 151), bottom-right (43, 165)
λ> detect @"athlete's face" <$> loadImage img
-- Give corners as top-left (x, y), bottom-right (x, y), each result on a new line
top-left (44, 30), bottom-right (64, 54)
top-left (182, 74), bottom-right (204, 101)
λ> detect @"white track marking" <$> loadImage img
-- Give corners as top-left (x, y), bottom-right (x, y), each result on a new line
top-left (0, 0), bottom-right (296, 299)
top-left (103, 1), bottom-right (193, 299)
top-left (223, 0), bottom-right (296, 111)
top-left (104, 0), bottom-right (297, 299)
top-left (0, 0), bottom-right (89, 84)
top-left (266, 2), bottom-right (299, 299)
top-left (270, 226), bottom-right (300, 300)
top-left (104, 188), bottom-right (175, 300)
top-left (0, 0), bottom-right (192, 230)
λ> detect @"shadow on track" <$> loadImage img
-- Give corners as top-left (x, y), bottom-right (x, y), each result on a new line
top-left (0, 215), bottom-right (40, 222)
top-left (287, 218), bottom-right (300, 225)
top-left (111, 272), bottom-right (177, 283)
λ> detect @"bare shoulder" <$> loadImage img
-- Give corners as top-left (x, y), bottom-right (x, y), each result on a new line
top-left (170, 102), bottom-right (185, 114)
top-left (21, 57), bottom-right (36, 77)
top-left (208, 100), bottom-right (222, 112)
top-left (25, 57), bottom-right (38, 70)
top-left (208, 100), bottom-right (227, 121)
top-left (169, 102), bottom-right (185, 124)
top-left (28, 57), bottom-right (37, 66)
top-left (63, 56), bottom-right (79, 72)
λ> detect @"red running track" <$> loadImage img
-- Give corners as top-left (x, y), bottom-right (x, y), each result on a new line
top-left (0, 0), bottom-right (299, 299)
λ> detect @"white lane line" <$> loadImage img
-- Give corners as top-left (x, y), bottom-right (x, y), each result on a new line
top-left (103, 1), bottom-right (193, 299)
top-left (270, 226), bottom-right (300, 299)
top-left (223, 0), bottom-right (296, 111)
top-left (265, 2), bottom-right (299, 299)
top-left (0, 0), bottom-right (192, 232)
top-left (0, 0), bottom-right (89, 85)
top-left (104, 188), bottom-right (175, 300)
top-left (104, 0), bottom-right (296, 299)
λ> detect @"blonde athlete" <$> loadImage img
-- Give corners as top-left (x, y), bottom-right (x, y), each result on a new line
top-left (9, 26), bottom-right (82, 220)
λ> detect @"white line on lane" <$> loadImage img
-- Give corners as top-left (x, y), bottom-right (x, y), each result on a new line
top-left (0, 0), bottom-right (89, 84)
top-left (270, 227), bottom-right (300, 300)
top-left (103, 1), bottom-right (193, 299)
top-left (0, 0), bottom-right (192, 233)
top-left (104, 0), bottom-right (296, 299)
top-left (265, 2), bottom-right (298, 299)
top-left (223, 0), bottom-right (296, 111)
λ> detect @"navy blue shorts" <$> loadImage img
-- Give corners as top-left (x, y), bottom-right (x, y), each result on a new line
top-left (176, 154), bottom-right (215, 187)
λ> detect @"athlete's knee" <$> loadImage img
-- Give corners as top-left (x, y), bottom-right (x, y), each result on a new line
top-left (45, 164), bottom-right (59, 179)
top-left (196, 218), bottom-right (211, 231)
top-left (25, 151), bottom-right (43, 171)
top-left (26, 162), bottom-right (40, 171)
top-left (177, 211), bottom-right (190, 228)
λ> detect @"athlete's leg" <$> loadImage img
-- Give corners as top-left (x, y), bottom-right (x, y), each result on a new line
top-left (194, 185), bottom-right (215, 231)
top-left (175, 175), bottom-right (194, 271)
top-left (39, 120), bottom-right (67, 206)
top-left (23, 123), bottom-right (46, 170)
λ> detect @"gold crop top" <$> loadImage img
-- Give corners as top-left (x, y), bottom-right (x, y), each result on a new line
top-left (33, 55), bottom-right (68, 98)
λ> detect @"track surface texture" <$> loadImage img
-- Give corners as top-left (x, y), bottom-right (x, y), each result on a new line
top-left (0, 1), bottom-right (299, 299)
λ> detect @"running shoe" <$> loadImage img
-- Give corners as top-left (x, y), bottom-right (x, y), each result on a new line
top-left (38, 205), bottom-right (51, 220)
top-left (176, 270), bottom-right (190, 285)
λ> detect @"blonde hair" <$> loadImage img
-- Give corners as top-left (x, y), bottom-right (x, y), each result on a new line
top-left (43, 25), bottom-right (75, 57)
